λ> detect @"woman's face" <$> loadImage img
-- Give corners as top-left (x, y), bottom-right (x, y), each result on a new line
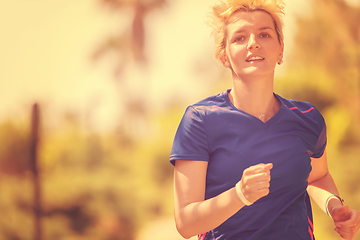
top-left (223, 10), bottom-right (284, 78)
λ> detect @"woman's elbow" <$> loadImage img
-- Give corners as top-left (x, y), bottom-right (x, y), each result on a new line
top-left (175, 218), bottom-right (196, 239)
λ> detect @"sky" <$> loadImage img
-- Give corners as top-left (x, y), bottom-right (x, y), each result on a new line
top-left (0, 0), bottom-right (358, 132)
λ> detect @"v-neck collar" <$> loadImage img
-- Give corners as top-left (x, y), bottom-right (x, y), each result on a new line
top-left (223, 89), bottom-right (285, 128)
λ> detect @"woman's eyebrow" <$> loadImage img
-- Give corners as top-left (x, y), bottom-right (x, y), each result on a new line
top-left (259, 26), bottom-right (275, 31)
top-left (232, 28), bottom-right (246, 34)
top-left (232, 26), bottom-right (274, 34)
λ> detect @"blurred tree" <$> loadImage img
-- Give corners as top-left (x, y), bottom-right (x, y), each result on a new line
top-left (29, 104), bottom-right (42, 240)
top-left (93, 0), bottom-right (167, 74)
top-left (287, 0), bottom-right (360, 115)
top-left (92, 0), bottom-right (170, 141)
top-left (0, 1), bottom-right (178, 239)
top-left (0, 121), bottom-right (31, 177)
top-left (0, 119), bottom-right (34, 240)
top-left (277, 0), bottom-right (360, 149)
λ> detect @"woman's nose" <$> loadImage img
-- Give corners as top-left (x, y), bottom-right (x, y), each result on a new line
top-left (247, 35), bottom-right (260, 50)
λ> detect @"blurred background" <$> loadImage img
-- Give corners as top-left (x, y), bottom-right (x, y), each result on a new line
top-left (0, 0), bottom-right (359, 239)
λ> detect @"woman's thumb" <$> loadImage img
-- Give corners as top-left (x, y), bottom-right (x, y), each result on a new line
top-left (333, 205), bottom-right (349, 221)
top-left (265, 163), bottom-right (273, 170)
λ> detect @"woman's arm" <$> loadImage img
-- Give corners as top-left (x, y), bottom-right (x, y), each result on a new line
top-left (307, 150), bottom-right (360, 239)
top-left (174, 160), bottom-right (272, 239)
top-left (174, 160), bottom-right (243, 239)
top-left (307, 151), bottom-right (341, 214)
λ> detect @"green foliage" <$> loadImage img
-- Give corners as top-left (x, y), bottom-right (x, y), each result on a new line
top-left (0, 120), bottom-right (32, 176)
top-left (0, 104), bottom-right (182, 240)
top-left (290, 0), bottom-right (360, 116)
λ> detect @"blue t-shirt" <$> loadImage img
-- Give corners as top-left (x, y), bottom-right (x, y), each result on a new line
top-left (170, 90), bottom-right (327, 240)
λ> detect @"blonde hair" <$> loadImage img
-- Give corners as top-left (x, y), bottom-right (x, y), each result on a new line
top-left (208, 0), bottom-right (285, 62)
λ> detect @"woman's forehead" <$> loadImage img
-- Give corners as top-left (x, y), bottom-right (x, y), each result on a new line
top-left (227, 10), bottom-right (275, 30)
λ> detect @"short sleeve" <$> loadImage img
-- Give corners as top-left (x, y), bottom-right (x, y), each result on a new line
top-left (311, 110), bottom-right (327, 158)
top-left (169, 106), bottom-right (209, 166)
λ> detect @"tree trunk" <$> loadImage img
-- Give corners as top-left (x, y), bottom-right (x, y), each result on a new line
top-left (30, 103), bottom-right (42, 240)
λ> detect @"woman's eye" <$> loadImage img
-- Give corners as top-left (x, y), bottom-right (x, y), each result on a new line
top-left (235, 36), bottom-right (245, 42)
top-left (260, 33), bottom-right (270, 38)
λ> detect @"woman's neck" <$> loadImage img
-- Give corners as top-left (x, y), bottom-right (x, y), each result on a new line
top-left (229, 74), bottom-right (280, 122)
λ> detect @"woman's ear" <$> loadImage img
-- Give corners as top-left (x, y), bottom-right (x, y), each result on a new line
top-left (277, 42), bottom-right (284, 65)
top-left (220, 51), bottom-right (231, 68)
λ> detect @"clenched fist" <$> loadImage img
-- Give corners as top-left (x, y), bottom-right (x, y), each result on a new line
top-left (331, 205), bottom-right (360, 240)
top-left (237, 163), bottom-right (273, 205)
